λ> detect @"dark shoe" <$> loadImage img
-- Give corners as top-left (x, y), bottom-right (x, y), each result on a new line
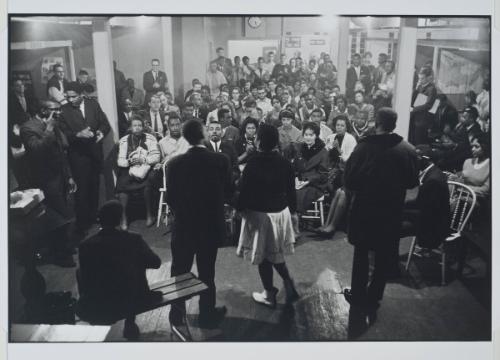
top-left (53, 255), bottom-right (76, 268)
top-left (284, 279), bottom-right (299, 304)
top-left (123, 320), bottom-right (140, 340)
top-left (198, 306), bottom-right (227, 329)
top-left (343, 288), bottom-right (366, 307)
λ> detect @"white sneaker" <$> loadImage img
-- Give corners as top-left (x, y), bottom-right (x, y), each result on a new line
top-left (252, 289), bottom-right (278, 308)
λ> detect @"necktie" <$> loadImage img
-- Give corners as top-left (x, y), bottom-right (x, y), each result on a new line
top-left (153, 113), bottom-right (158, 132)
top-left (215, 142), bottom-right (219, 153)
top-left (19, 96), bottom-right (27, 112)
top-left (153, 71), bottom-right (157, 81)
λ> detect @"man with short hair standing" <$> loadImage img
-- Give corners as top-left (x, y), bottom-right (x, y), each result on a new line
top-left (166, 120), bottom-right (233, 329)
top-left (343, 108), bottom-right (418, 319)
top-left (206, 62), bottom-right (227, 100)
top-left (47, 64), bottom-right (69, 105)
top-left (143, 58), bottom-right (168, 106)
top-left (59, 82), bottom-right (111, 235)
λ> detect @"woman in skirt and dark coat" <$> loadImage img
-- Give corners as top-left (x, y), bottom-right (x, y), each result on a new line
top-left (236, 124), bottom-right (299, 308)
top-left (115, 115), bottom-right (161, 230)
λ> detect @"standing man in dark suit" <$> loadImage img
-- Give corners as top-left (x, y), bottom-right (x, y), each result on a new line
top-left (166, 120), bottom-right (233, 329)
top-left (59, 82), bottom-right (111, 235)
top-left (20, 100), bottom-right (77, 266)
top-left (143, 58), bottom-right (168, 106)
top-left (47, 64), bottom-right (70, 105)
top-left (343, 108), bottom-right (419, 318)
top-left (206, 120), bottom-right (240, 183)
top-left (213, 47), bottom-right (233, 81)
top-left (409, 66), bottom-right (438, 145)
top-left (346, 53), bottom-right (372, 102)
top-left (9, 79), bottom-right (38, 188)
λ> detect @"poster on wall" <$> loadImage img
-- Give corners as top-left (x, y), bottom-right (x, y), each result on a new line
top-left (41, 57), bottom-right (64, 84)
top-left (285, 36), bottom-right (301, 48)
top-left (436, 49), bottom-right (483, 94)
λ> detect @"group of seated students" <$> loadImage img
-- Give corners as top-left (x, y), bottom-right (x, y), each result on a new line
top-left (9, 48), bottom-right (490, 265)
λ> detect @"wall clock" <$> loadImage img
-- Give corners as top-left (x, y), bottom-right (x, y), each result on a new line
top-left (247, 17), bottom-right (263, 29)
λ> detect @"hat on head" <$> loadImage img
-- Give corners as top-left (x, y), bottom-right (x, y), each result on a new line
top-left (462, 106), bottom-right (479, 119)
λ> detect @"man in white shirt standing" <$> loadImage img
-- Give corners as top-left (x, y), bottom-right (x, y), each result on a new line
top-left (262, 51), bottom-right (276, 75)
top-left (47, 64), bottom-right (69, 105)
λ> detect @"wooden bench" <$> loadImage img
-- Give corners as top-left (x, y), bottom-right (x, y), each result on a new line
top-left (144, 272), bottom-right (208, 341)
top-left (77, 271), bottom-right (208, 341)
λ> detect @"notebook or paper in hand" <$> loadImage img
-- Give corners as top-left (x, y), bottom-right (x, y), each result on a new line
top-left (428, 99), bottom-right (441, 114)
top-left (413, 93), bottom-right (428, 107)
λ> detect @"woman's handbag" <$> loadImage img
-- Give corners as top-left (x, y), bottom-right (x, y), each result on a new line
top-left (128, 147), bottom-right (150, 180)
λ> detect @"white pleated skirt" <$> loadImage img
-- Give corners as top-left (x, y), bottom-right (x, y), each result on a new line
top-left (236, 207), bottom-right (295, 265)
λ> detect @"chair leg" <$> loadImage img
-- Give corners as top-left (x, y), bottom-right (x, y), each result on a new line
top-left (405, 237), bottom-right (416, 271)
top-left (319, 201), bottom-right (325, 226)
top-left (441, 250), bottom-right (446, 286)
top-left (157, 191), bottom-right (164, 227)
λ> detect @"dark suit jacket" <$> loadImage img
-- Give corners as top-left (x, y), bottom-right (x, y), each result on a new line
top-left (20, 117), bottom-right (73, 218)
top-left (346, 65), bottom-right (372, 100)
top-left (345, 133), bottom-right (419, 251)
top-left (59, 98), bottom-right (111, 164)
top-left (77, 228), bottom-right (161, 321)
top-left (416, 165), bottom-right (450, 248)
top-left (166, 147), bottom-right (233, 249)
top-left (143, 70), bottom-right (168, 104)
top-left (205, 139), bottom-right (240, 181)
top-left (142, 110), bottom-right (167, 139)
top-left (20, 117), bottom-right (72, 185)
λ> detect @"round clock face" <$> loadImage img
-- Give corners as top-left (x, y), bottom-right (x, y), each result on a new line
top-left (248, 17), bottom-right (263, 29)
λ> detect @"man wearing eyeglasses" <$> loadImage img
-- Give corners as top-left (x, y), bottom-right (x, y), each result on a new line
top-left (47, 64), bottom-right (69, 105)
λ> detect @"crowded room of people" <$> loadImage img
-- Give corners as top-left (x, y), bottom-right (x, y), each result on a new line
top-left (7, 15), bottom-right (491, 343)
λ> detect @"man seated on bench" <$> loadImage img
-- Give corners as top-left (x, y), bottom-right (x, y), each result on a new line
top-left (76, 200), bottom-right (162, 340)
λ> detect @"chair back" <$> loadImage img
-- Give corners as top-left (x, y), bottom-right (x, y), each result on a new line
top-left (162, 159), bottom-right (168, 189)
top-left (447, 181), bottom-right (476, 233)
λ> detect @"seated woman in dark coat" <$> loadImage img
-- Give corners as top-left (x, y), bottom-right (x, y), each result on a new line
top-left (116, 115), bottom-right (161, 230)
top-left (287, 122), bottom-right (330, 215)
top-left (77, 200), bottom-right (162, 340)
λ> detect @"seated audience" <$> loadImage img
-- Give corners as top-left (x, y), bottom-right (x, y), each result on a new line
top-left (353, 90), bottom-right (375, 123)
top-left (77, 200), bottom-right (162, 340)
top-left (351, 110), bottom-right (375, 141)
top-left (235, 117), bottom-right (259, 166)
top-left (265, 97), bottom-right (282, 127)
top-left (278, 109), bottom-right (303, 151)
top-left (288, 122), bottom-right (329, 215)
top-left (157, 113), bottom-right (190, 167)
top-left (184, 78), bottom-right (202, 101)
top-left (218, 108), bottom-right (240, 145)
top-left (118, 98), bottom-right (134, 138)
top-left (309, 108), bottom-right (332, 142)
top-left (142, 95), bottom-right (166, 140)
top-left (122, 78), bottom-right (145, 109)
top-left (400, 145), bottom-right (450, 255)
top-left (450, 132), bottom-right (490, 200)
top-left (116, 115), bottom-right (161, 230)
top-left (435, 106), bottom-right (482, 171)
top-left (206, 120), bottom-right (239, 182)
top-left (327, 95), bottom-right (348, 129)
